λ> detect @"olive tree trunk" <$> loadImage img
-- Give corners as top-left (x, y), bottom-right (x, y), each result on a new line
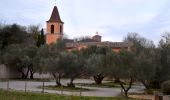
top-left (68, 77), bottom-right (75, 87)
top-left (119, 77), bottom-right (134, 97)
top-left (52, 73), bottom-right (62, 86)
top-left (93, 73), bottom-right (105, 85)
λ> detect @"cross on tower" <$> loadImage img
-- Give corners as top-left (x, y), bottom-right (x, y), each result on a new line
top-left (54, 0), bottom-right (56, 6)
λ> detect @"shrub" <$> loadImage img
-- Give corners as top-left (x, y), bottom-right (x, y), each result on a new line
top-left (161, 80), bottom-right (170, 95)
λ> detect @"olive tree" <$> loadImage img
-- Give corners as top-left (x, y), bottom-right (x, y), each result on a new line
top-left (86, 54), bottom-right (105, 84)
top-left (124, 32), bottom-right (157, 90)
top-left (152, 32), bottom-right (170, 88)
top-left (112, 50), bottom-right (136, 97)
top-left (82, 46), bottom-right (111, 84)
top-left (2, 44), bottom-right (37, 79)
top-left (60, 51), bottom-right (85, 87)
top-left (35, 40), bottom-right (66, 86)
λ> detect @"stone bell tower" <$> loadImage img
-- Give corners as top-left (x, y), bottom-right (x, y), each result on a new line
top-left (46, 5), bottom-right (64, 44)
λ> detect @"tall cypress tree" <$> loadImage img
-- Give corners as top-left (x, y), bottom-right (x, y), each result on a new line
top-left (40, 28), bottom-right (45, 45)
top-left (36, 34), bottom-right (41, 47)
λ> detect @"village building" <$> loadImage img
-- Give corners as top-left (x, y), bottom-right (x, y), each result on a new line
top-left (0, 5), bottom-right (132, 79)
top-left (46, 6), bottom-right (132, 52)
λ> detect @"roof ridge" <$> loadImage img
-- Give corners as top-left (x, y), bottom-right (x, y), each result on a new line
top-left (47, 6), bottom-right (63, 23)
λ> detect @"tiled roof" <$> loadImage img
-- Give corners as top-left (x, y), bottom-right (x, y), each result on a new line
top-left (93, 35), bottom-right (102, 38)
top-left (63, 39), bottom-right (74, 43)
top-left (66, 41), bottom-right (132, 48)
top-left (78, 39), bottom-right (96, 42)
top-left (47, 6), bottom-right (63, 23)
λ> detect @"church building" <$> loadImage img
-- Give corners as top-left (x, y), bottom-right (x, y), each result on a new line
top-left (46, 6), bottom-right (64, 44)
top-left (46, 5), bottom-right (132, 52)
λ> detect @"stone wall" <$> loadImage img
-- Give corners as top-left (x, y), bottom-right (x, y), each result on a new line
top-left (0, 64), bottom-right (52, 79)
top-left (0, 64), bottom-right (20, 79)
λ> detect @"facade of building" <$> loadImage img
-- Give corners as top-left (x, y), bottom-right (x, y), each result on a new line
top-left (46, 6), bottom-right (64, 45)
top-left (46, 6), bottom-right (132, 52)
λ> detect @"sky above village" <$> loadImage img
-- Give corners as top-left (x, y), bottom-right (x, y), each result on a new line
top-left (1, 0), bottom-right (170, 44)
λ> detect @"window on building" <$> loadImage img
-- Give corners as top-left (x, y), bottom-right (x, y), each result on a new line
top-left (51, 25), bottom-right (54, 34)
top-left (60, 25), bottom-right (62, 34)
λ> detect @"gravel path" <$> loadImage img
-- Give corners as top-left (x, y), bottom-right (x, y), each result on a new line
top-left (0, 79), bottom-right (144, 97)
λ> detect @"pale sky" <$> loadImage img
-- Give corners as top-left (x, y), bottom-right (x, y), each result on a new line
top-left (1, 0), bottom-right (170, 44)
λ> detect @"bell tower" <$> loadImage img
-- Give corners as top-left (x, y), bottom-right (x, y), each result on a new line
top-left (46, 5), bottom-right (64, 44)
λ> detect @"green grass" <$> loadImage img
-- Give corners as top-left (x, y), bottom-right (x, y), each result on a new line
top-left (76, 82), bottom-right (120, 88)
top-left (38, 85), bottom-right (91, 92)
top-left (0, 89), bottom-right (142, 100)
top-left (129, 89), bottom-right (161, 95)
top-left (76, 82), bottom-right (142, 88)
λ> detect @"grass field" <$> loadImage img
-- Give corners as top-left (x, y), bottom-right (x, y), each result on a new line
top-left (0, 89), bottom-right (142, 100)
top-left (38, 85), bottom-right (91, 92)
top-left (75, 82), bottom-right (142, 88)
top-left (75, 82), bottom-right (120, 88)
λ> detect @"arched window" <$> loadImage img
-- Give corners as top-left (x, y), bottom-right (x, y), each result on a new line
top-left (51, 25), bottom-right (54, 34)
top-left (60, 25), bottom-right (62, 34)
